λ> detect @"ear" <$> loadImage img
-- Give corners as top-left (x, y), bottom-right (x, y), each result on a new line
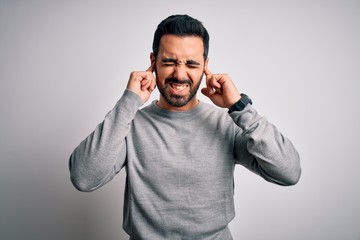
top-left (202, 57), bottom-right (209, 79)
top-left (150, 52), bottom-right (156, 65)
top-left (150, 52), bottom-right (157, 76)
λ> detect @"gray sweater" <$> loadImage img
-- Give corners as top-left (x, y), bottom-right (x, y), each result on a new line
top-left (69, 89), bottom-right (301, 239)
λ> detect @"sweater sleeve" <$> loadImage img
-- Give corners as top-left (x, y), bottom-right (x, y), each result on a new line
top-left (69, 89), bottom-right (143, 192)
top-left (230, 105), bottom-right (301, 186)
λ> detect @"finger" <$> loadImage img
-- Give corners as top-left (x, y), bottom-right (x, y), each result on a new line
top-left (146, 63), bottom-right (156, 91)
top-left (207, 74), bottom-right (222, 91)
top-left (205, 74), bottom-right (215, 94)
top-left (146, 61), bottom-right (155, 73)
top-left (141, 77), bottom-right (156, 91)
top-left (201, 87), bottom-right (210, 97)
top-left (141, 78), bottom-right (150, 86)
top-left (141, 78), bottom-right (151, 91)
top-left (137, 70), bottom-right (155, 83)
top-left (150, 78), bottom-right (156, 91)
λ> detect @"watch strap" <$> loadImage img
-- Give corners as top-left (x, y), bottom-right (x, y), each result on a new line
top-left (228, 93), bottom-right (252, 113)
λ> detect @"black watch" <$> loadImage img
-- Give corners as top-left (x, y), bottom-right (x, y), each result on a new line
top-left (228, 93), bottom-right (252, 114)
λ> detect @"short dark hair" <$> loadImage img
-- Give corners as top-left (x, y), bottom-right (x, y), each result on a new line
top-left (152, 14), bottom-right (209, 60)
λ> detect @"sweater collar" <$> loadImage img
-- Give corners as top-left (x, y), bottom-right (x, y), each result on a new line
top-left (149, 100), bottom-right (204, 119)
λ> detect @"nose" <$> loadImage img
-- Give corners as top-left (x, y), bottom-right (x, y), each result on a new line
top-left (173, 64), bottom-right (188, 80)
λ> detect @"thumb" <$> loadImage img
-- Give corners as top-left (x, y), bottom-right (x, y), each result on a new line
top-left (201, 87), bottom-right (211, 98)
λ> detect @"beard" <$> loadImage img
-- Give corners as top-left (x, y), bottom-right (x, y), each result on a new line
top-left (157, 77), bottom-right (202, 108)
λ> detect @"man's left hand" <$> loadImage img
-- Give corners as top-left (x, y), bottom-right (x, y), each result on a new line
top-left (201, 66), bottom-right (241, 108)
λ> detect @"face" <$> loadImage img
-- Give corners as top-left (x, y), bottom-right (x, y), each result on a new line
top-left (152, 35), bottom-right (208, 111)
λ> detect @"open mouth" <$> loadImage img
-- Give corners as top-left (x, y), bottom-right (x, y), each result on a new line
top-left (169, 82), bottom-right (189, 92)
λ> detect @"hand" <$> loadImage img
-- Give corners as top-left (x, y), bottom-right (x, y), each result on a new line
top-left (126, 62), bottom-right (156, 103)
top-left (201, 66), bottom-right (241, 108)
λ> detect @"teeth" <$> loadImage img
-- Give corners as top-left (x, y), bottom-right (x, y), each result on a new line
top-left (171, 83), bottom-right (187, 91)
top-left (174, 85), bottom-right (186, 90)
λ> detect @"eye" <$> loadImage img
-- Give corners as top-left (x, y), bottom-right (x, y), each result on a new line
top-left (186, 64), bottom-right (200, 69)
top-left (163, 63), bottom-right (176, 66)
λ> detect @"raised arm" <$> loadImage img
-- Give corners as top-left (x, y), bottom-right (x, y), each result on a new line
top-left (202, 66), bottom-right (301, 185)
top-left (69, 64), bottom-right (156, 191)
top-left (231, 106), bottom-right (301, 186)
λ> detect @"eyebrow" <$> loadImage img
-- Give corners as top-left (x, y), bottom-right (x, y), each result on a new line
top-left (161, 58), bottom-right (201, 65)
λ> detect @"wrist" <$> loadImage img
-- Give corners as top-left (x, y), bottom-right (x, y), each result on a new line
top-left (228, 93), bottom-right (252, 113)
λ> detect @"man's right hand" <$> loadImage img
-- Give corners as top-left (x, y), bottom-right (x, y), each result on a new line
top-left (126, 62), bottom-right (156, 103)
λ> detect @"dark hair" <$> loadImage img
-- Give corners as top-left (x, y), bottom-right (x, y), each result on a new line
top-left (152, 14), bottom-right (209, 60)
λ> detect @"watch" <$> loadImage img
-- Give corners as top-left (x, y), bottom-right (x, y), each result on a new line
top-left (228, 93), bottom-right (252, 114)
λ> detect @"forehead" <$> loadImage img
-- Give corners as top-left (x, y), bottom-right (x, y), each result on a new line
top-left (158, 35), bottom-right (204, 59)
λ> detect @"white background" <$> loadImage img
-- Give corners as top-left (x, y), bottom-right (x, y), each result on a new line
top-left (1, 1), bottom-right (359, 239)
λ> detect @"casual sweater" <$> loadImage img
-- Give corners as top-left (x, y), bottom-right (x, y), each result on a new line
top-left (69, 89), bottom-right (301, 239)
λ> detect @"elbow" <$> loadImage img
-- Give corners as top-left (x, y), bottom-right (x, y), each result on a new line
top-left (262, 162), bottom-right (302, 186)
top-left (286, 152), bottom-right (302, 186)
top-left (70, 174), bottom-right (96, 192)
top-left (69, 163), bottom-right (112, 192)
top-left (283, 168), bottom-right (301, 186)
top-left (279, 164), bottom-right (302, 186)
top-left (69, 160), bottom-right (97, 192)
top-left (278, 149), bottom-right (302, 186)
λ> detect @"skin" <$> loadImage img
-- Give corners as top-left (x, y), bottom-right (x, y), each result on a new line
top-left (126, 35), bottom-right (241, 111)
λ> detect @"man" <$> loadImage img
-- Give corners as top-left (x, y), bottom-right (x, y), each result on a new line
top-left (69, 14), bottom-right (301, 239)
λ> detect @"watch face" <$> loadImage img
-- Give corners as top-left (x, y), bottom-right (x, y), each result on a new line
top-left (228, 94), bottom-right (252, 113)
top-left (241, 94), bottom-right (252, 105)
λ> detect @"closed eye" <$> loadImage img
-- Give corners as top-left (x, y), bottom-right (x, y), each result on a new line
top-left (185, 60), bottom-right (201, 66)
top-left (186, 63), bottom-right (200, 69)
top-left (161, 58), bottom-right (177, 65)
top-left (161, 58), bottom-right (201, 68)
top-left (163, 62), bottom-right (176, 66)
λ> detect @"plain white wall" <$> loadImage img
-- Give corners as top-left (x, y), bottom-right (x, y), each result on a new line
top-left (1, 0), bottom-right (359, 239)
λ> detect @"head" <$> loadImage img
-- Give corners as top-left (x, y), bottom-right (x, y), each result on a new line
top-left (151, 15), bottom-right (210, 111)
top-left (152, 14), bottom-right (209, 61)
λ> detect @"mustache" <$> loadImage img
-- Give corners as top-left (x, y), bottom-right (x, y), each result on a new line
top-left (165, 78), bottom-right (192, 85)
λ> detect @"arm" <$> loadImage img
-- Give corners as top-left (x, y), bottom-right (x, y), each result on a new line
top-left (202, 67), bottom-right (301, 186)
top-left (230, 105), bottom-right (301, 186)
top-left (69, 90), bottom-right (143, 191)
top-left (69, 63), bottom-right (156, 192)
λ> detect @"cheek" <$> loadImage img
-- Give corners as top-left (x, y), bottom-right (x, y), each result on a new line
top-left (188, 69), bottom-right (204, 82)
top-left (156, 67), bottom-right (173, 80)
